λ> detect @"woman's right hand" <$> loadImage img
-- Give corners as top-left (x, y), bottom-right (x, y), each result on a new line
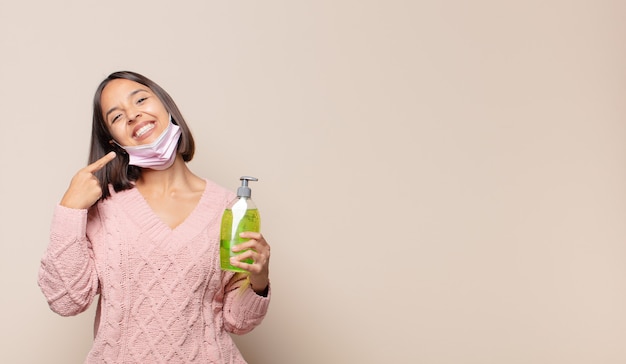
top-left (60, 152), bottom-right (116, 209)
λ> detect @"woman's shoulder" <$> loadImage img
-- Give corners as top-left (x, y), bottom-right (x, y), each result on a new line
top-left (202, 178), bottom-right (236, 203)
top-left (106, 184), bottom-right (137, 199)
top-left (94, 184), bottom-right (140, 210)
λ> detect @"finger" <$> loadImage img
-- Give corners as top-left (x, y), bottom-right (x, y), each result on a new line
top-left (230, 256), bottom-right (260, 273)
top-left (232, 240), bottom-right (267, 254)
top-left (233, 248), bottom-right (257, 261)
top-left (86, 151), bottom-right (116, 173)
top-left (238, 233), bottom-right (268, 249)
top-left (229, 255), bottom-right (251, 269)
top-left (233, 249), bottom-right (269, 272)
top-left (239, 231), bottom-right (263, 240)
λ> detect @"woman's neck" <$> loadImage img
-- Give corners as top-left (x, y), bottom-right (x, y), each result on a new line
top-left (135, 155), bottom-right (203, 195)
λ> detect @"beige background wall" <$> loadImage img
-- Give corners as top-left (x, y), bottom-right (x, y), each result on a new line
top-left (1, 1), bottom-right (625, 363)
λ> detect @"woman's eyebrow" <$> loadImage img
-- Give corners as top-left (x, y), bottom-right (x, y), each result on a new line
top-left (104, 89), bottom-right (149, 119)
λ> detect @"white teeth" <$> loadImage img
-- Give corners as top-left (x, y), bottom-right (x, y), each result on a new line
top-left (135, 123), bottom-right (155, 138)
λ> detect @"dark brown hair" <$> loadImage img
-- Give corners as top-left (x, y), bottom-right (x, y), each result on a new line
top-left (89, 71), bottom-right (195, 199)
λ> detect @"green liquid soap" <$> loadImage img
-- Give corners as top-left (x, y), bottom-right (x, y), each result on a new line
top-left (220, 208), bottom-right (261, 272)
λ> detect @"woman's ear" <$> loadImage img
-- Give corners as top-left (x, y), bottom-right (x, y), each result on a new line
top-left (108, 139), bottom-right (127, 154)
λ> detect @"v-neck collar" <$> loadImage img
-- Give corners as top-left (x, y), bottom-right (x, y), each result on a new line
top-left (116, 179), bottom-right (215, 245)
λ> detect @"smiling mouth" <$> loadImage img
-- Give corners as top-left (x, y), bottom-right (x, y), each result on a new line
top-left (134, 123), bottom-right (155, 138)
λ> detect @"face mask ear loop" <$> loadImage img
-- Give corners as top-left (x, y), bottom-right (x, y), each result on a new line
top-left (109, 139), bottom-right (127, 154)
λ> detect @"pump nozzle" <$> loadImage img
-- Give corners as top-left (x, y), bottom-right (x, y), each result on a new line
top-left (237, 176), bottom-right (258, 198)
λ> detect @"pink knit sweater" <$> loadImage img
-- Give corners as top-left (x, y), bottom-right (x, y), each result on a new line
top-left (38, 179), bottom-right (270, 363)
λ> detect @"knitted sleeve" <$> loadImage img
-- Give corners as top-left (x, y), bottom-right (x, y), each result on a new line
top-left (38, 205), bottom-right (100, 317)
top-left (221, 273), bottom-right (271, 335)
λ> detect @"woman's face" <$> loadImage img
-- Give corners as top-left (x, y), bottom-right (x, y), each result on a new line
top-left (100, 78), bottom-right (170, 147)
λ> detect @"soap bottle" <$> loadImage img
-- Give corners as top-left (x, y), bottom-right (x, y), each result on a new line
top-left (220, 176), bottom-right (261, 272)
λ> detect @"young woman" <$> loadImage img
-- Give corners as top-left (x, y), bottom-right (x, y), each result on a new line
top-left (38, 71), bottom-right (271, 363)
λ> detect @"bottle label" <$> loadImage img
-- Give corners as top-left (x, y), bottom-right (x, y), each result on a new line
top-left (219, 201), bottom-right (260, 272)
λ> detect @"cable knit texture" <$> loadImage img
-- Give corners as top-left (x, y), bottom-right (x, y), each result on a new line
top-left (38, 179), bottom-right (270, 363)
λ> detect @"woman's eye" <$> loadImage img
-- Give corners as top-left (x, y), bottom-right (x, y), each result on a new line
top-left (137, 97), bottom-right (147, 104)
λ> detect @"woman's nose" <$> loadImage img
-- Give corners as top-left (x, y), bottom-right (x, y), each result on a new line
top-left (127, 110), bottom-right (142, 123)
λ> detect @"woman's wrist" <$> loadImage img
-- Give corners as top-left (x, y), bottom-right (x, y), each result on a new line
top-left (249, 278), bottom-right (269, 296)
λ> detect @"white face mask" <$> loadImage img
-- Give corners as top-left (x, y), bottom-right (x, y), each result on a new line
top-left (119, 117), bottom-right (182, 170)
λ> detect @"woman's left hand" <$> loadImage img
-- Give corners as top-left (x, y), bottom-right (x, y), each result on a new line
top-left (231, 232), bottom-right (270, 293)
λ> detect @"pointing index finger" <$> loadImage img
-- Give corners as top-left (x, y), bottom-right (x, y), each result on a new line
top-left (86, 151), bottom-right (116, 173)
